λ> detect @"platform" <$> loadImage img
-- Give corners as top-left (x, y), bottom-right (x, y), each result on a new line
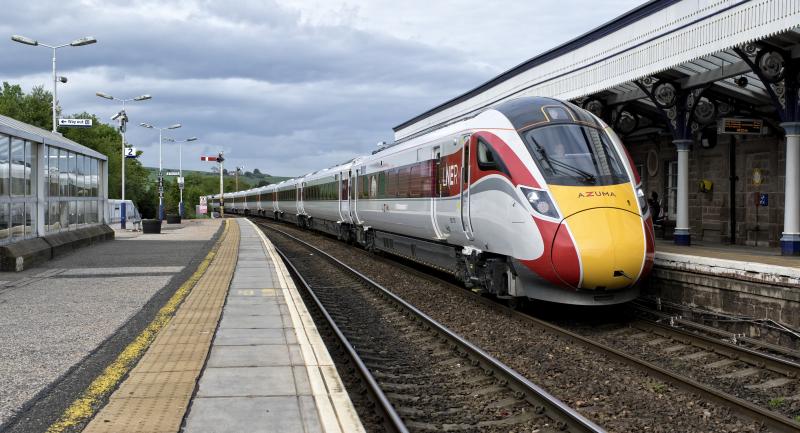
top-left (646, 239), bottom-right (800, 330)
top-left (0, 219), bottom-right (223, 432)
top-left (79, 218), bottom-right (363, 433)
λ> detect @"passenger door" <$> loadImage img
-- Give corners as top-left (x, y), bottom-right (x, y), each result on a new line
top-left (353, 167), bottom-right (364, 224)
top-left (460, 135), bottom-right (474, 240)
top-left (431, 146), bottom-right (446, 239)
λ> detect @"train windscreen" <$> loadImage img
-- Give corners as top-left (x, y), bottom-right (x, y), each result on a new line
top-left (522, 124), bottom-right (629, 186)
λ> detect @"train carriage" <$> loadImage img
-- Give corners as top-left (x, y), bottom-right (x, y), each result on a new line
top-left (210, 96), bottom-right (654, 306)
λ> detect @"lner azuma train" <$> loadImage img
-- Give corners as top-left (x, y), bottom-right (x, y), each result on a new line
top-left (210, 96), bottom-right (655, 306)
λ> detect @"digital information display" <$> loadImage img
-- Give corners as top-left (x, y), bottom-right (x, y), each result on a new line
top-left (719, 118), bottom-right (763, 135)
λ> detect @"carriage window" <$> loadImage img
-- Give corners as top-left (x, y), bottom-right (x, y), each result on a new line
top-left (478, 141), bottom-right (497, 170)
top-left (476, 139), bottom-right (511, 177)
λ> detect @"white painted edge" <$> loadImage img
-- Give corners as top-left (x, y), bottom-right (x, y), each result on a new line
top-left (654, 251), bottom-right (800, 282)
top-left (246, 219), bottom-right (366, 433)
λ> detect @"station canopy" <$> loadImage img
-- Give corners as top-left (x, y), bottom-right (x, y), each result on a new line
top-left (393, 0), bottom-right (800, 142)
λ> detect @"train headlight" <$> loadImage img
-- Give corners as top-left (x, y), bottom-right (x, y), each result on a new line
top-left (520, 186), bottom-right (560, 219)
top-left (636, 187), bottom-right (648, 214)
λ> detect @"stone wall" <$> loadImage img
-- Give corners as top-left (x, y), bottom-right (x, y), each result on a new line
top-left (626, 132), bottom-right (786, 247)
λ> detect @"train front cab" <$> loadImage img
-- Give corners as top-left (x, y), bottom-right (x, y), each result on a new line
top-left (471, 99), bottom-right (655, 305)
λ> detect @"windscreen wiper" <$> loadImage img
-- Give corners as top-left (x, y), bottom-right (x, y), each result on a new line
top-left (548, 158), bottom-right (596, 183)
top-left (535, 144), bottom-right (596, 183)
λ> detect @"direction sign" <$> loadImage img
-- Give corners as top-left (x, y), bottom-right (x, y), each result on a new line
top-left (165, 171), bottom-right (180, 176)
top-left (58, 118), bottom-right (92, 128)
top-left (125, 147), bottom-right (138, 159)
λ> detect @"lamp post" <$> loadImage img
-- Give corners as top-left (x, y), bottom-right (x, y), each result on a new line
top-left (12, 35), bottom-right (97, 133)
top-left (96, 92), bottom-right (151, 229)
top-left (165, 137), bottom-right (197, 218)
top-left (140, 122), bottom-right (181, 220)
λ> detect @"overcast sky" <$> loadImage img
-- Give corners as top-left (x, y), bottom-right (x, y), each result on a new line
top-left (1, 0), bottom-right (641, 177)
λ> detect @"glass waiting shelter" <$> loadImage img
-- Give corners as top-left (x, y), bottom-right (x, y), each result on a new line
top-left (0, 114), bottom-right (108, 244)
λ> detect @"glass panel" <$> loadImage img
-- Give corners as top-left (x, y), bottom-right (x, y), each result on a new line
top-left (59, 149), bottom-right (68, 197)
top-left (25, 140), bottom-right (35, 197)
top-left (11, 202), bottom-right (24, 240)
top-left (49, 200), bottom-right (59, 232)
top-left (69, 200), bottom-right (76, 227)
top-left (59, 200), bottom-right (69, 230)
top-left (68, 151), bottom-right (76, 197)
top-left (49, 147), bottom-right (59, 197)
top-left (91, 158), bottom-right (98, 197)
top-left (43, 145), bottom-right (48, 194)
top-left (25, 202), bottom-right (34, 237)
top-left (78, 200), bottom-right (85, 225)
top-left (10, 137), bottom-right (24, 196)
top-left (523, 124), bottom-right (629, 186)
top-left (78, 154), bottom-right (85, 197)
top-left (0, 203), bottom-right (8, 242)
top-left (0, 135), bottom-right (8, 196)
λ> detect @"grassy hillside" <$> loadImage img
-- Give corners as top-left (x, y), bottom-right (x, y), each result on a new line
top-left (144, 167), bottom-right (292, 190)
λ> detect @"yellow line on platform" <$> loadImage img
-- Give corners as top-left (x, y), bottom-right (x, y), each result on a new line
top-left (46, 220), bottom-right (230, 433)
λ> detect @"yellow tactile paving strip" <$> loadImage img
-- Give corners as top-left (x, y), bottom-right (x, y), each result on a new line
top-left (80, 219), bottom-right (240, 433)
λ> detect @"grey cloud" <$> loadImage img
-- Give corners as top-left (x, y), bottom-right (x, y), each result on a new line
top-left (1, 0), bottom-right (641, 177)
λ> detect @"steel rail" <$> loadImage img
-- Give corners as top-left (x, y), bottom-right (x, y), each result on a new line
top-left (273, 242), bottom-right (409, 433)
top-left (632, 302), bottom-right (800, 362)
top-left (630, 318), bottom-right (800, 378)
top-left (253, 217), bottom-right (800, 432)
top-left (257, 221), bottom-right (606, 433)
top-left (358, 251), bottom-right (800, 433)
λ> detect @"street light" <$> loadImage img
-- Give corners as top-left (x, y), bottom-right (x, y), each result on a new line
top-left (140, 122), bottom-right (181, 220)
top-left (165, 136), bottom-right (197, 218)
top-left (96, 92), bottom-right (151, 229)
top-left (11, 35), bottom-right (97, 133)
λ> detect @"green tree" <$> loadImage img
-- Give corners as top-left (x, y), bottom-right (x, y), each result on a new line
top-left (0, 83), bottom-right (54, 130)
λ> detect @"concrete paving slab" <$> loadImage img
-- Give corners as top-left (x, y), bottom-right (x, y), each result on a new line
top-left (235, 269), bottom-right (275, 278)
top-left (219, 314), bottom-right (284, 329)
top-left (196, 366), bottom-right (297, 397)
top-left (230, 281), bottom-right (280, 290)
top-left (235, 260), bottom-right (270, 268)
top-left (223, 303), bottom-right (282, 316)
top-left (214, 328), bottom-right (286, 346)
top-left (293, 366), bottom-right (312, 395)
top-left (207, 345), bottom-right (291, 367)
top-left (227, 288), bottom-right (278, 297)
top-left (184, 396), bottom-right (306, 433)
top-left (225, 296), bottom-right (281, 305)
top-left (298, 395), bottom-right (325, 433)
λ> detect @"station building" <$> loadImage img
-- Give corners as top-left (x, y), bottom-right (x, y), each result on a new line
top-left (394, 0), bottom-right (800, 256)
top-left (0, 113), bottom-right (110, 270)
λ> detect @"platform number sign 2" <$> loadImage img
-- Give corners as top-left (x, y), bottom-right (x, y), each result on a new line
top-left (125, 147), bottom-right (138, 159)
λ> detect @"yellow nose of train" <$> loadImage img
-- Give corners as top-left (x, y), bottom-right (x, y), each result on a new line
top-left (548, 184), bottom-right (647, 289)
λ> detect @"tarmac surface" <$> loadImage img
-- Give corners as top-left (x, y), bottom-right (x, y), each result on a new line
top-left (0, 219), bottom-right (222, 433)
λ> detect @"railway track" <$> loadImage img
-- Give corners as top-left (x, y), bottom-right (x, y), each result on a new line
top-left (632, 300), bottom-right (800, 361)
top-left (249, 217), bottom-right (800, 432)
top-left (256, 221), bottom-right (605, 433)
top-left (566, 308), bottom-right (800, 422)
